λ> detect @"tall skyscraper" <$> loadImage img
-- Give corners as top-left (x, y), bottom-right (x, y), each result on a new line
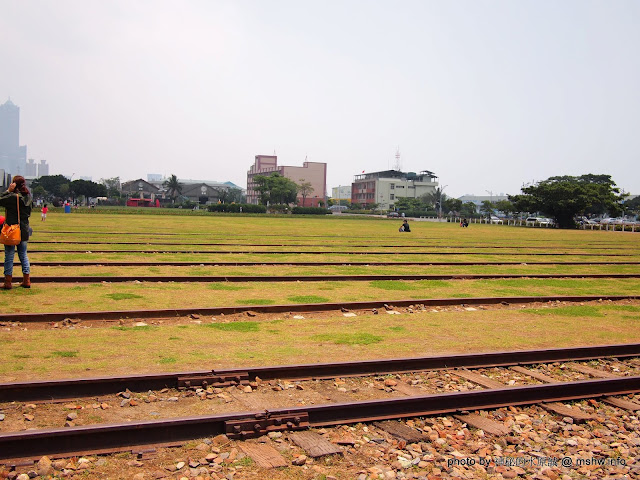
top-left (0, 98), bottom-right (27, 175)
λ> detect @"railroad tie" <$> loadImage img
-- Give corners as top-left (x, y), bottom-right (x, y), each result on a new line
top-left (288, 431), bottom-right (343, 458)
top-left (540, 403), bottom-right (595, 423)
top-left (510, 366), bottom-right (558, 384)
top-left (374, 420), bottom-right (428, 443)
top-left (452, 370), bottom-right (505, 389)
top-left (600, 397), bottom-right (640, 412)
top-left (238, 443), bottom-right (287, 469)
top-left (565, 363), bottom-right (620, 378)
top-left (453, 414), bottom-right (510, 436)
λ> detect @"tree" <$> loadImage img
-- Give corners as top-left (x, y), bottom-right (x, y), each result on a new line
top-left (71, 179), bottom-right (107, 202)
top-left (163, 175), bottom-right (183, 203)
top-left (100, 177), bottom-right (121, 197)
top-left (460, 202), bottom-right (477, 218)
top-left (509, 174), bottom-right (625, 228)
top-left (480, 200), bottom-right (495, 217)
top-left (624, 196), bottom-right (640, 216)
top-left (442, 197), bottom-right (462, 215)
top-left (31, 175), bottom-right (70, 199)
top-left (253, 173), bottom-right (298, 205)
top-left (227, 188), bottom-right (244, 204)
top-left (493, 199), bottom-right (515, 216)
top-left (297, 180), bottom-right (314, 206)
top-left (395, 197), bottom-right (423, 212)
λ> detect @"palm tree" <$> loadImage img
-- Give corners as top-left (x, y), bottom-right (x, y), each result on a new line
top-left (163, 175), bottom-right (182, 203)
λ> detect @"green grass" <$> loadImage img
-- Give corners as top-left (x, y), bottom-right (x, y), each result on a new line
top-left (312, 333), bottom-right (383, 345)
top-left (370, 280), bottom-right (415, 290)
top-left (522, 305), bottom-right (605, 317)
top-left (112, 325), bottom-right (156, 331)
top-left (237, 299), bottom-right (275, 305)
top-left (159, 356), bottom-right (177, 364)
top-left (105, 293), bottom-right (143, 300)
top-left (389, 326), bottom-right (406, 332)
top-left (201, 321), bottom-right (260, 332)
top-left (50, 350), bottom-right (79, 358)
top-left (287, 295), bottom-right (331, 303)
top-left (208, 283), bottom-right (244, 291)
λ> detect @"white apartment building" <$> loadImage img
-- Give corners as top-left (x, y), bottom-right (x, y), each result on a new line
top-left (351, 170), bottom-right (439, 210)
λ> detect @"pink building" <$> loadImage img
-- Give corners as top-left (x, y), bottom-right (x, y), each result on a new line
top-left (246, 155), bottom-right (327, 207)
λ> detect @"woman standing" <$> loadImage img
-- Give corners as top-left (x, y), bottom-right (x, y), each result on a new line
top-left (0, 176), bottom-right (32, 289)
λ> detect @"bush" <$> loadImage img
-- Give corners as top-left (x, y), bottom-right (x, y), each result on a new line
top-left (207, 203), bottom-right (266, 213)
top-left (292, 207), bottom-right (331, 215)
top-left (267, 204), bottom-right (290, 214)
top-left (399, 209), bottom-right (438, 218)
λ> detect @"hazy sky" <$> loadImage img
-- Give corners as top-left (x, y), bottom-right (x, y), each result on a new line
top-left (1, 0), bottom-right (639, 197)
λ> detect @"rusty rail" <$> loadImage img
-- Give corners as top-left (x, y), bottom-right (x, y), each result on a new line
top-left (29, 240), bottom-right (635, 250)
top-left (1, 343), bottom-right (639, 402)
top-left (11, 273), bottom-right (640, 283)
top-left (24, 260), bottom-right (640, 266)
top-left (1, 294), bottom-right (638, 322)
top-left (26, 249), bottom-right (635, 256)
top-left (1, 376), bottom-right (638, 461)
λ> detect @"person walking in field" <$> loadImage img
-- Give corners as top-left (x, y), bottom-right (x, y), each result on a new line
top-left (0, 176), bottom-right (32, 289)
top-left (41, 204), bottom-right (48, 221)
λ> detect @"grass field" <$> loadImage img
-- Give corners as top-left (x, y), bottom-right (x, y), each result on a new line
top-left (1, 212), bottom-right (639, 381)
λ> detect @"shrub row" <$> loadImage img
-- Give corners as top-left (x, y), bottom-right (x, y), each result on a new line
top-left (207, 204), bottom-right (266, 213)
top-left (291, 207), bottom-right (331, 215)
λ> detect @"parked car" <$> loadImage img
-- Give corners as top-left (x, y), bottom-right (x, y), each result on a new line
top-left (386, 211), bottom-right (400, 218)
top-left (489, 216), bottom-right (503, 224)
top-left (538, 218), bottom-right (554, 226)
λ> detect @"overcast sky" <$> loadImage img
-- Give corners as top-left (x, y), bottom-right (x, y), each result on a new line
top-left (1, 0), bottom-right (639, 197)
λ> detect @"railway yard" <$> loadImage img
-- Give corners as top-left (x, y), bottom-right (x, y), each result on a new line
top-left (1, 213), bottom-right (640, 480)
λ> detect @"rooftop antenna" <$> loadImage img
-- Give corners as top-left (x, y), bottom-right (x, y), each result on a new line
top-left (394, 147), bottom-right (402, 171)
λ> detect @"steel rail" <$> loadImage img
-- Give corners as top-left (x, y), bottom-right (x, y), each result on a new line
top-left (26, 249), bottom-right (636, 256)
top-left (29, 240), bottom-right (635, 250)
top-left (24, 260), bottom-right (640, 266)
top-left (10, 273), bottom-right (640, 284)
top-left (33, 230), bottom-right (639, 243)
top-left (1, 294), bottom-right (638, 322)
top-left (1, 343), bottom-right (639, 402)
top-left (1, 376), bottom-right (638, 461)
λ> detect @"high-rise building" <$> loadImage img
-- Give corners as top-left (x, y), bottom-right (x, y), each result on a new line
top-left (26, 158), bottom-right (37, 176)
top-left (37, 159), bottom-right (49, 177)
top-left (246, 155), bottom-right (327, 206)
top-left (0, 98), bottom-right (27, 175)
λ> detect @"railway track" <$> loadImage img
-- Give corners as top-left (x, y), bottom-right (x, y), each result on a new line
top-left (22, 260), bottom-right (640, 266)
top-left (1, 344), bottom-right (639, 462)
top-left (25, 249), bottom-right (637, 256)
top-left (8, 273), bottom-right (640, 284)
top-left (3, 343), bottom-right (639, 402)
top-left (28, 240), bottom-right (636, 250)
top-left (2, 294), bottom-right (638, 322)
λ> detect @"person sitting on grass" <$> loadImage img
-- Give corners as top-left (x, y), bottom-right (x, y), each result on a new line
top-left (399, 219), bottom-right (411, 232)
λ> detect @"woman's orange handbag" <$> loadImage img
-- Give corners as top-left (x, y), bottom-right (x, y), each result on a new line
top-left (0, 195), bottom-right (21, 246)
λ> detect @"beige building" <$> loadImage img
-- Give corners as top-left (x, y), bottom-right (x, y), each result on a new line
top-left (352, 170), bottom-right (439, 210)
top-left (246, 155), bottom-right (327, 206)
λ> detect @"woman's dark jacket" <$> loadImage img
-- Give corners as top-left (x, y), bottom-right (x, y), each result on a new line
top-left (0, 191), bottom-right (32, 242)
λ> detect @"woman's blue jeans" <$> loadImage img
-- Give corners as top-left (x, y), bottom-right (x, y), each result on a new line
top-left (4, 241), bottom-right (30, 276)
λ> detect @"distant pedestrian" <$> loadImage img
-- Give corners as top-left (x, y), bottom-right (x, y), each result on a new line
top-left (41, 204), bottom-right (48, 221)
top-left (0, 176), bottom-right (32, 289)
top-left (460, 218), bottom-right (469, 227)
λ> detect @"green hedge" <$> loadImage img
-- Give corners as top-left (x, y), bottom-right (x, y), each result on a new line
top-left (292, 207), bottom-right (331, 215)
top-left (207, 204), bottom-right (266, 213)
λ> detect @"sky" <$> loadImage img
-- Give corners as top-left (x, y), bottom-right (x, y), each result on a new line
top-left (1, 0), bottom-right (639, 197)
